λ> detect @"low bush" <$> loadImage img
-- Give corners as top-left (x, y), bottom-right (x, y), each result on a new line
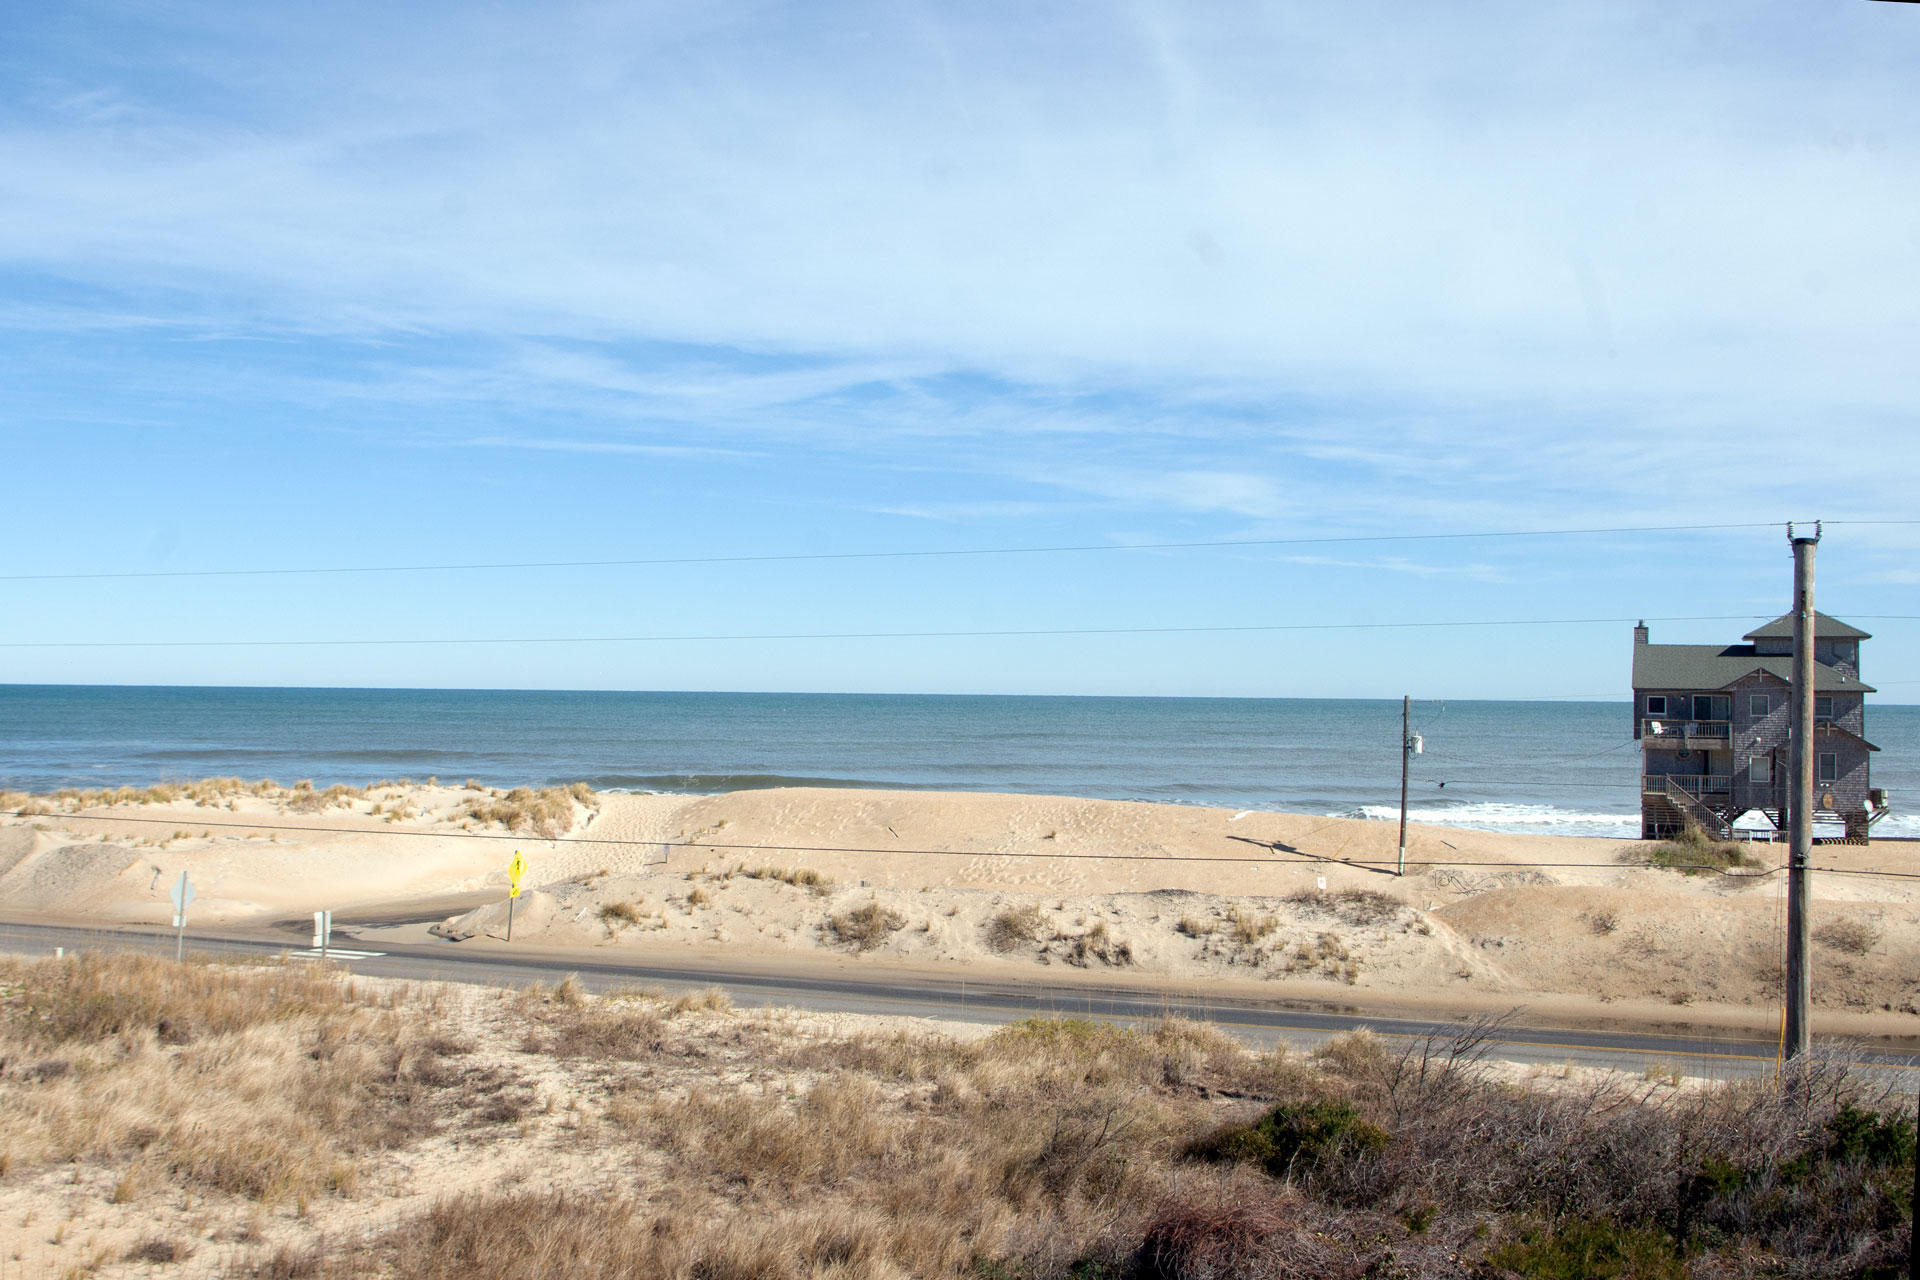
top-left (1191, 1099), bottom-right (1389, 1181)
top-left (1484, 1217), bottom-right (1687, 1280)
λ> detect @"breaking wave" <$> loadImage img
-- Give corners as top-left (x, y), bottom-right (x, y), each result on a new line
top-left (1342, 802), bottom-right (1639, 839)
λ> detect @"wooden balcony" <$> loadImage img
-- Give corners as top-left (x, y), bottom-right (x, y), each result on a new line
top-left (1643, 774), bottom-right (1732, 795)
top-left (1641, 719), bottom-right (1730, 745)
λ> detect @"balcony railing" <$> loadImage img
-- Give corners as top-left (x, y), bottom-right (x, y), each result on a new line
top-left (1641, 719), bottom-right (1730, 742)
top-left (1644, 774), bottom-right (1732, 795)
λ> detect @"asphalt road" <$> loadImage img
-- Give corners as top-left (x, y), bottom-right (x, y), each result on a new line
top-left (3, 917), bottom-right (1913, 1080)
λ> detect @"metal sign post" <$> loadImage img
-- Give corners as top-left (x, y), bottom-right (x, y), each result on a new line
top-left (312, 910), bottom-right (333, 959)
top-left (169, 871), bottom-right (195, 962)
top-left (506, 850), bottom-right (526, 942)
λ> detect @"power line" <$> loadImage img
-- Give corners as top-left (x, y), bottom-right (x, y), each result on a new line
top-left (0, 612), bottom-right (1777, 650)
top-left (10, 520), bottom-right (1906, 585)
top-left (15, 519), bottom-right (1920, 586)
top-left (8, 807), bottom-right (1917, 879)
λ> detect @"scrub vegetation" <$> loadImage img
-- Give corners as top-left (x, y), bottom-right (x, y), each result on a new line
top-left (3, 952), bottom-right (1906, 1280)
top-left (1625, 823), bottom-right (1760, 874)
top-left (459, 783), bottom-right (597, 839)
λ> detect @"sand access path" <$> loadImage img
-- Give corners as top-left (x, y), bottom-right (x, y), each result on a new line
top-left (3, 779), bottom-right (1918, 1043)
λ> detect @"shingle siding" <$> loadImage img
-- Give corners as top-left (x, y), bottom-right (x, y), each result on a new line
top-left (1634, 614), bottom-right (1875, 837)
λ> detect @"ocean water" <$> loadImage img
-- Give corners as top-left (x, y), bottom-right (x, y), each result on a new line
top-left (3, 685), bottom-right (1917, 839)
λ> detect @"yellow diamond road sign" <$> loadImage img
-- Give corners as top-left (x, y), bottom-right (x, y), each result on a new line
top-left (507, 851), bottom-right (526, 898)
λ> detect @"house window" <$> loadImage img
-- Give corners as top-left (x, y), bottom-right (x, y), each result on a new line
top-left (1815, 696), bottom-right (1835, 720)
top-left (1751, 756), bottom-right (1772, 783)
top-left (1818, 753), bottom-right (1838, 783)
top-left (1750, 694), bottom-right (1770, 717)
top-left (1645, 695), bottom-right (1667, 717)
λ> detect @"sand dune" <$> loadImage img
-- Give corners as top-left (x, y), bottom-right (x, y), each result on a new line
top-left (4, 780), bottom-right (1917, 1038)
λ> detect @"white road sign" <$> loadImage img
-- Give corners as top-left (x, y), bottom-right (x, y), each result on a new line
top-left (170, 872), bottom-right (196, 929)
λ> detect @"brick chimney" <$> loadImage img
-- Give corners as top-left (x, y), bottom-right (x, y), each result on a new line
top-left (1633, 620), bottom-right (1649, 645)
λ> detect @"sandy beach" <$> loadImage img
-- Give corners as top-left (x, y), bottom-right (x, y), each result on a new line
top-left (4, 778), bottom-right (1916, 1042)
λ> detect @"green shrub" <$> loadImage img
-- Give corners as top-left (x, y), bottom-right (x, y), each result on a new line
top-left (1189, 1099), bottom-right (1388, 1179)
top-left (1485, 1217), bottom-right (1686, 1280)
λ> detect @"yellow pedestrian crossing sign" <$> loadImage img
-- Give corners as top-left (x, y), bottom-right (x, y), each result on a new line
top-left (507, 850), bottom-right (526, 899)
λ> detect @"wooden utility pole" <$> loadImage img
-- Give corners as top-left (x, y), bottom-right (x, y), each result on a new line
top-left (1785, 524), bottom-right (1820, 1060)
top-left (1398, 695), bottom-right (1411, 877)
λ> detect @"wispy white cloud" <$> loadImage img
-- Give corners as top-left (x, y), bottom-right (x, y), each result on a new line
top-left (1268, 554), bottom-right (1513, 585)
top-left (456, 434), bottom-right (754, 459)
top-left (2, 0), bottom-right (1918, 539)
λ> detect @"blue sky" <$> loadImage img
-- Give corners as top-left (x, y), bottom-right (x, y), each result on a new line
top-left (2, 0), bottom-right (1917, 699)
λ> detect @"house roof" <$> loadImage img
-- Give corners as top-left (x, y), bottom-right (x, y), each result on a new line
top-left (1742, 611), bottom-right (1871, 641)
top-left (1632, 644), bottom-right (1877, 694)
top-left (1816, 723), bottom-right (1881, 752)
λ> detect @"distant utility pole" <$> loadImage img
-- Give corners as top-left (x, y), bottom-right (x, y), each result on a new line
top-left (1398, 695), bottom-right (1412, 876)
top-left (1785, 524), bottom-right (1820, 1060)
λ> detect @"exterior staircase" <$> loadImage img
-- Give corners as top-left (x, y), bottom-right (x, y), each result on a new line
top-left (1639, 776), bottom-right (1732, 841)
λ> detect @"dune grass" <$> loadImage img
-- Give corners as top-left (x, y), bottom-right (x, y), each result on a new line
top-left (1624, 823), bottom-right (1759, 874)
top-left (5, 951), bottom-right (1908, 1279)
top-left (271, 1000), bottom-right (1912, 1279)
top-left (0, 953), bottom-right (499, 1208)
top-left (824, 901), bottom-right (906, 951)
top-left (459, 784), bottom-right (596, 839)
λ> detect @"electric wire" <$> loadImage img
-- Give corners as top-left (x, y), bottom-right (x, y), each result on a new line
top-left (10, 518), bottom-right (1920, 585)
top-left (5, 808), bottom-right (1912, 879)
top-left (0, 612), bottom-right (1787, 650)
top-left (0, 521), bottom-right (1808, 583)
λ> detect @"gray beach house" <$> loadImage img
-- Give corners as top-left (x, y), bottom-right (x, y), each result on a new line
top-left (1632, 614), bottom-right (1882, 840)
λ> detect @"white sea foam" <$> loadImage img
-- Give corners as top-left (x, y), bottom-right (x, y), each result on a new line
top-left (1870, 811), bottom-right (1920, 838)
top-left (1342, 802), bottom-right (1639, 839)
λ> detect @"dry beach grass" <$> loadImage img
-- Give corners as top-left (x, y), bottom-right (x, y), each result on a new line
top-left (0, 953), bottom-right (1911, 1279)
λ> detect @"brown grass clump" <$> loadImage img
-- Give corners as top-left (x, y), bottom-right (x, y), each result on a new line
top-left (1814, 915), bottom-right (1883, 955)
top-left (598, 901), bottom-right (643, 929)
top-left (1228, 904), bottom-right (1278, 944)
top-left (1065, 919), bottom-right (1133, 967)
top-left (731, 863), bottom-right (835, 892)
top-left (825, 902), bottom-right (906, 951)
top-left (287, 780), bottom-right (367, 813)
top-left (459, 785), bottom-right (594, 838)
top-left (986, 903), bottom-right (1049, 953)
top-left (124, 1237), bottom-right (194, 1264)
top-left (1176, 914), bottom-right (1215, 938)
top-left (1623, 823), bottom-right (1757, 874)
top-left (1287, 887), bottom-right (1404, 927)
